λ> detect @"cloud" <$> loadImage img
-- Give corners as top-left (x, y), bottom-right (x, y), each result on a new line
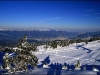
top-left (83, 9), bottom-right (95, 12)
top-left (43, 17), bottom-right (63, 20)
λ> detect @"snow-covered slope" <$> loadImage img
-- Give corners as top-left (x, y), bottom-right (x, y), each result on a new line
top-left (21, 40), bottom-right (100, 75)
top-left (34, 40), bottom-right (100, 66)
top-left (1, 40), bottom-right (100, 75)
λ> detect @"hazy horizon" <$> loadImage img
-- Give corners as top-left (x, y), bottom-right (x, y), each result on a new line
top-left (0, 28), bottom-right (100, 33)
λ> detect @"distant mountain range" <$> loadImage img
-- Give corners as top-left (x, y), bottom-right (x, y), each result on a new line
top-left (0, 29), bottom-right (78, 38)
top-left (76, 31), bottom-right (100, 38)
top-left (0, 29), bottom-right (100, 46)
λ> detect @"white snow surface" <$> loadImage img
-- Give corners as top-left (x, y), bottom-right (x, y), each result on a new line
top-left (14, 40), bottom-right (99, 75)
top-left (34, 40), bottom-right (100, 65)
top-left (3, 40), bottom-right (100, 75)
top-left (23, 69), bottom-right (97, 75)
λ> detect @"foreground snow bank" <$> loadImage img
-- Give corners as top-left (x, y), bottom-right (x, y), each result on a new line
top-left (9, 68), bottom-right (97, 75)
top-left (0, 68), bottom-right (98, 75)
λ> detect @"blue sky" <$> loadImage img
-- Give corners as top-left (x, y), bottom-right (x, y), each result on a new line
top-left (0, 1), bottom-right (100, 31)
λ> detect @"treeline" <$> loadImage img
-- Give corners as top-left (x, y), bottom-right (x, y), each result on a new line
top-left (40, 36), bottom-right (100, 49)
top-left (0, 36), bottom-right (100, 52)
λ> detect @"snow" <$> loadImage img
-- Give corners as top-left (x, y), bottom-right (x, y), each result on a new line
top-left (35, 40), bottom-right (100, 66)
top-left (75, 67), bottom-right (81, 70)
top-left (1, 40), bottom-right (100, 75)
top-left (43, 64), bottom-right (50, 68)
top-left (93, 67), bottom-right (99, 72)
top-left (18, 68), bottom-right (97, 75)
top-left (30, 40), bottom-right (100, 74)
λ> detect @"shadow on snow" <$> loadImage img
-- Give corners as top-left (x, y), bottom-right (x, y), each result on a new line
top-left (76, 44), bottom-right (92, 53)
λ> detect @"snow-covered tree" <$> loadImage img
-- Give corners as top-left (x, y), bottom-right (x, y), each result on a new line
top-left (83, 66), bottom-right (86, 70)
top-left (93, 67), bottom-right (99, 72)
top-left (62, 63), bottom-right (68, 70)
top-left (74, 60), bottom-right (81, 70)
top-left (3, 35), bottom-right (38, 73)
top-left (50, 41), bottom-right (57, 49)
